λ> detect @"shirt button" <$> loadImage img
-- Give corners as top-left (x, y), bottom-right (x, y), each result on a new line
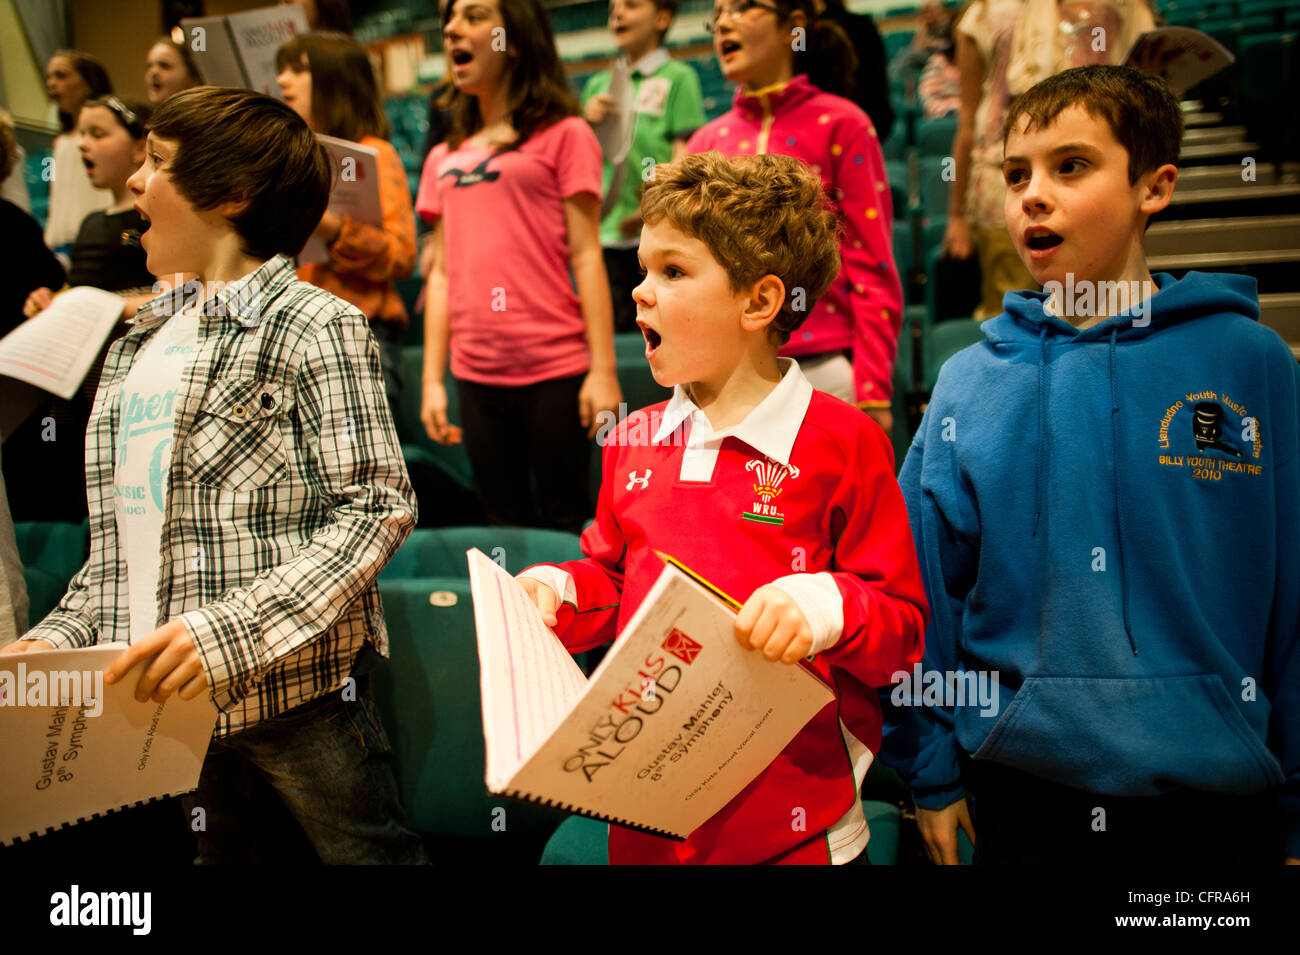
top-left (232, 404), bottom-right (247, 419)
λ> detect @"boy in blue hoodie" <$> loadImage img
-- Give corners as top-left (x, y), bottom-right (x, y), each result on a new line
top-left (885, 65), bottom-right (1299, 865)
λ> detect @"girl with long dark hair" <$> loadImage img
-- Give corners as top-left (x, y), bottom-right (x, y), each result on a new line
top-left (416, 0), bottom-right (621, 532)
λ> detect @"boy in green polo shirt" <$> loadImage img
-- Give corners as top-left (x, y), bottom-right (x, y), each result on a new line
top-left (582, 0), bottom-right (705, 333)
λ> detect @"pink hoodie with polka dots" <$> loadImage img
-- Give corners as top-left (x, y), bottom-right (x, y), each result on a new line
top-left (687, 74), bottom-right (903, 409)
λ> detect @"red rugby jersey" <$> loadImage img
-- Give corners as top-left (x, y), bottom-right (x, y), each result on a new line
top-left (527, 365), bottom-right (927, 864)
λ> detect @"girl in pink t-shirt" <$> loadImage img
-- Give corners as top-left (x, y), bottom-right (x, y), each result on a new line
top-left (416, 0), bottom-right (621, 532)
top-left (689, 0), bottom-right (903, 435)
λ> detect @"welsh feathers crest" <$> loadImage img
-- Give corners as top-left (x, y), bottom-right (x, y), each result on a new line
top-left (746, 457), bottom-right (799, 502)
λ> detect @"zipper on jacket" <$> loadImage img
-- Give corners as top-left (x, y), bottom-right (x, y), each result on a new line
top-left (757, 92), bottom-right (773, 154)
top-left (744, 80), bottom-right (786, 155)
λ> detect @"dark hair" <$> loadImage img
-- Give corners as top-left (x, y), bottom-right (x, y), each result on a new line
top-left (147, 87), bottom-right (330, 259)
top-left (773, 1), bottom-right (858, 100)
top-left (83, 96), bottom-right (153, 140)
top-left (641, 152), bottom-right (841, 345)
top-left (276, 31), bottom-right (389, 141)
top-left (311, 0), bottom-right (355, 33)
top-left (1002, 65), bottom-right (1184, 183)
top-left (49, 50), bottom-right (113, 132)
top-left (440, 0), bottom-right (578, 150)
top-left (652, 0), bottom-right (681, 42)
top-left (150, 37), bottom-right (200, 83)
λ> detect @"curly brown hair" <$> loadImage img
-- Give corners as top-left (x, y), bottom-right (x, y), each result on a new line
top-left (639, 151), bottom-right (841, 345)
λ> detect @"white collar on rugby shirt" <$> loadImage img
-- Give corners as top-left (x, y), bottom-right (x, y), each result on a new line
top-left (624, 47), bottom-right (670, 77)
top-left (652, 357), bottom-right (814, 480)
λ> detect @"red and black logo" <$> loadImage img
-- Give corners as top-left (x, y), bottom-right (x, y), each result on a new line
top-left (662, 628), bottom-right (702, 665)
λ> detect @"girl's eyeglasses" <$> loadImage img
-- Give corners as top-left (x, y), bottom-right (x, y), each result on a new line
top-left (705, 0), bottom-right (781, 34)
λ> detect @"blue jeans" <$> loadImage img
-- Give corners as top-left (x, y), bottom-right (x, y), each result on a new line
top-left (182, 677), bottom-right (428, 864)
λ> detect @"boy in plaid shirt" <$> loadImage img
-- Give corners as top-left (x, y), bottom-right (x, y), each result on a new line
top-left (3, 88), bottom-right (426, 864)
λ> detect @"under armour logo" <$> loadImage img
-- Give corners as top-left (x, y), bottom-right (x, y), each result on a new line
top-left (626, 469), bottom-right (652, 490)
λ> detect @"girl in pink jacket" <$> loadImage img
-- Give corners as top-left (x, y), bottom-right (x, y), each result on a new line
top-left (689, 0), bottom-right (903, 434)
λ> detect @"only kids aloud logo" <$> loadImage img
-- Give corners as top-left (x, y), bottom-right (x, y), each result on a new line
top-left (0, 664), bottom-right (104, 717)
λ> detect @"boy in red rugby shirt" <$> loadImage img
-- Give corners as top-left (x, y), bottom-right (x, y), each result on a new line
top-left (518, 151), bottom-right (927, 864)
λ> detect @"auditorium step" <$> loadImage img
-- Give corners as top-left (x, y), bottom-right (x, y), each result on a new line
top-left (1259, 293), bottom-right (1300, 357)
top-left (1163, 161), bottom-right (1300, 219)
top-left (1146, 214), bottom-right (1300, 263)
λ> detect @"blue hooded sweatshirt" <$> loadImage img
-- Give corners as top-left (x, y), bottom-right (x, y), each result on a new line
top-left (885, 271), bottom-right (1300, 858)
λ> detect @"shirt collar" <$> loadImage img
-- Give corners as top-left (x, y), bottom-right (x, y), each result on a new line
top-left (732, 73), bottom-right (816, 121)
top-left (626, 47), bottom-right (669, 78)
top-left (130, 255), bottom-right (296, 331)
top-left (652, 357), bottom-right (814, 466)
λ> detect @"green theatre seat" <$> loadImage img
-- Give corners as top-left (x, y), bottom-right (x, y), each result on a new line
top-left (927, 317), bottom-right (987, 390)
top-left (539, 815), bottom-right (610, 864)
top-left (915, 115), bottom-right (958, 157)
top-left (13, 521), bottom-right (90, 624)
top-left (864, 800), bottom-right (903, 863)
top-left (916, 155), bottom-right (952, 219)
top-left (959, 825), bottom-right (975, 863)
top-left (372, 575), bottom-right (570, 857)
top-left (382, 525), bottom-right (584, 580)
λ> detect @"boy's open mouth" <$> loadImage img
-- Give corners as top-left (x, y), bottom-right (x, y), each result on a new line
top-left (639, 321), bottom-right (662, 355)
top-left (1025, 228), bottom-right (1063, 251)
top-left (719, 39), bottom-right (742, 57)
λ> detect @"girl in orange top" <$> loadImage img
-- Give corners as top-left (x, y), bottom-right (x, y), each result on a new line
top-left (276, 31), bottom-right (416, 413)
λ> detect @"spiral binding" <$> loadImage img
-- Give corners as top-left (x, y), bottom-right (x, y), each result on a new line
top-left (504, 788), bottom-right (686, 841)
top-left (2, 787), bottom-right (196, 847)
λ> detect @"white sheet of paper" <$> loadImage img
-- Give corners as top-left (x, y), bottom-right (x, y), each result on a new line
top-left (1124, 27), bottom-right (1234, 97)
top-left (182, 3), bottom-right (309, 97)
top-left (0, 287), bottom-right (125, 399)
top-left (594, 57), bottom-right (635, 165)
top-left (471, 550), bottom-right (836, 838)
top-left (0, 644), bottom-right (216, 845)
top-left (228, 3), bottom-right (311, 97)
top-left (468, 549), bottom-right (589, 791)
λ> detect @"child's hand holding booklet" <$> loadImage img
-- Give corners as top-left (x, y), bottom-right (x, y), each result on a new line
top-left (468, 548), bottom-right (833, 839)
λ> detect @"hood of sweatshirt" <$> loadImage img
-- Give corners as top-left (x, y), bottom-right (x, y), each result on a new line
top-left (985, 269), bottom-right (1259, 346)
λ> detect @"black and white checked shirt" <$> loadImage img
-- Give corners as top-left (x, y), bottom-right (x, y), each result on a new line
top-left (26, 255), bottom-right (417, 736)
